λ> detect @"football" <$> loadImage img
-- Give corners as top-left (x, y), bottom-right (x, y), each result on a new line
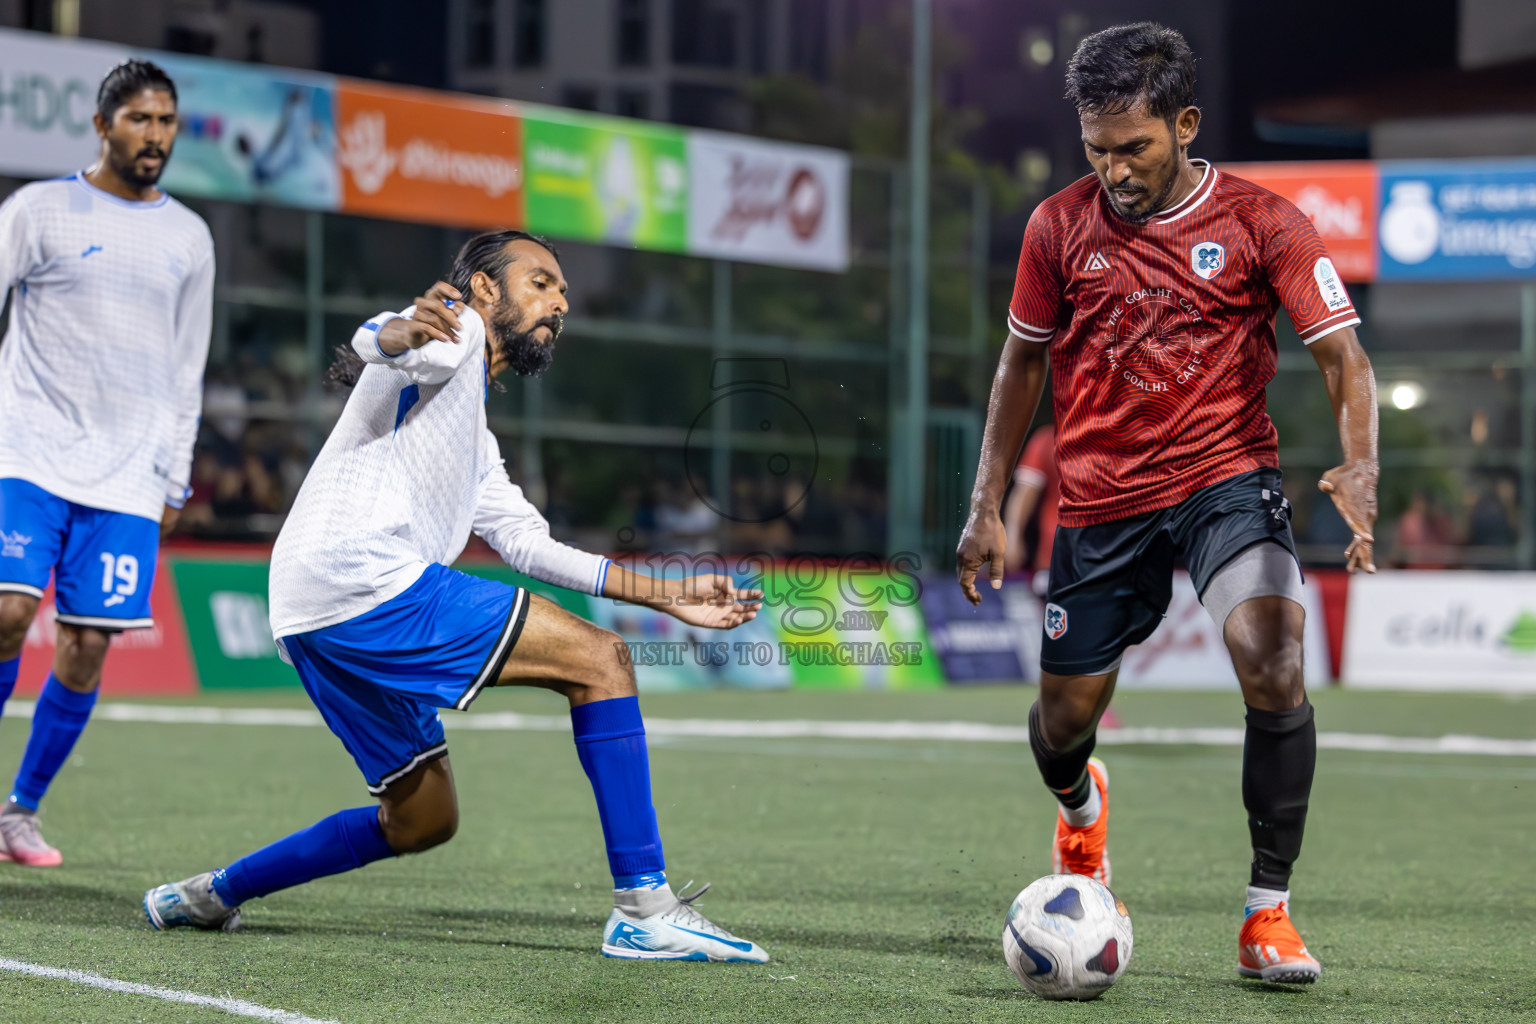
top-left (1002, 874), bottom-right (1133, 1000)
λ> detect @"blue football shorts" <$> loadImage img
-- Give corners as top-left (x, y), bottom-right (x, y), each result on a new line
top-left (0, 477), bottom-right (160, 630)
top-left (278, 563), bottom-right (531, 795)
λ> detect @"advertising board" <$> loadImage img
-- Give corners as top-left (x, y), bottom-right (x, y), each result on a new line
top-left (1377, 160), bottom-right (1536, 280)
top-left (151, 54), bottom-right (338, 210)
top-left (687, 131), bottom-right (850, 271)
top-left (522, 111), bottom-right (688, 252)
top-left (1342, 571), bottom-right (1536, 691)
top-left (336, 80), bottom-right (523, 229)
top-left (0, 31), bottom-right (128, 178)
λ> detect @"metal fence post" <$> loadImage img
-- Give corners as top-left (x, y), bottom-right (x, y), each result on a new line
top-left (1521, 284), bottom-right (1536, 570)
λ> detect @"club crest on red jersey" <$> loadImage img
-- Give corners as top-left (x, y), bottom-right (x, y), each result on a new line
top-left (1191, 241), bottom-right (1225, 280)
top-left (1044, 602), bottom-right (1069, 640)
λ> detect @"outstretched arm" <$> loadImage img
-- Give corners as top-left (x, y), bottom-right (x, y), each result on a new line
top-left (1309, 325), bottom-right (1378, 573)
top-left (956, 335), bottom-right (1050, 603)
top-left (473, 436), bottom-right (762, 629)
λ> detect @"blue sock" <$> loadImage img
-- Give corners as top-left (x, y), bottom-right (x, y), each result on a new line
top-left (10, 673), bottom-right (97, 810)
top-left (0, 656), bottom-right (18, 716)
top-left (212, 806), bottom-right (394, 906)
top-left (571, 695), bottom-right (666, 884)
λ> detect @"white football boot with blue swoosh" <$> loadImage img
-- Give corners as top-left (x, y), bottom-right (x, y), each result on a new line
top-left (602, 882), bottom-right (768, 962)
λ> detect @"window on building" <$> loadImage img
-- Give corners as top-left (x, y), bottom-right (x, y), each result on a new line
top-left (465, 0), bottom-right (496, 68)
top-left (615, 88), bottom-right (650, 119)
top-left (617, 0), bottom-right (650, 67)
top-left (672, 0), bottom-right (736, 68)
top-left (562, 84), bottom-right (600, 111)
top-left (788, 0), bottom-right (827, 79)
top-left (747, 0), bottom-right (769, 74)
top-left (513, 0), bottom-right (546, 69)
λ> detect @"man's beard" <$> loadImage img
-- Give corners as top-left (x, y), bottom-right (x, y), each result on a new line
top-left (110, 141), bottom-right (170, 188)
top-left (1102, 157), bottom-right (1181, 225)
top-left (487, 298), bottom-right (562, 378)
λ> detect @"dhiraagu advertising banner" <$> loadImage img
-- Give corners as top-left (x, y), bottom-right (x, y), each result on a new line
top-left (521, 110), bottom-right (687, 252)
top-left (149, 53), bottom-right (338, 211)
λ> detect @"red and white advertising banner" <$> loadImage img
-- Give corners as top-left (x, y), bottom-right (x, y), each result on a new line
top-left (1228, 161), bottom-right (1379, 282)
top-left (1342, 572), bottom-right (1536, 691)
top-left (687, 130), bottom-right (850, 271)
top-left (16, 556), bottom-right (198, 696)
top-left (335, 79), bottom-right (524, 230)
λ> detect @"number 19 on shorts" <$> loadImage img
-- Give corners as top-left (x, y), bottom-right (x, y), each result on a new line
top-left (100, 553), bottom-right (139, 608)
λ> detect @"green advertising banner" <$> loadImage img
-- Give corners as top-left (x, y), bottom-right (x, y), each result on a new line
top-left (522, 111), bottom-right (688, 252)
top-left (172, 558), bottom-right (296, 689)
top-left (172, 556), bottom-right (940, 692)
top-left (749, 562), bottom-right (943, 690)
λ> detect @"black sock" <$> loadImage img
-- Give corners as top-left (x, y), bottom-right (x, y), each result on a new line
top-left (1028, 702), bottom-right (1095, 809)
top-left (1243, 699), bottom-right (1316, 890)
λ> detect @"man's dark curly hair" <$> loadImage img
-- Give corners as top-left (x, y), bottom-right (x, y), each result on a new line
top-left (1064, 22), bottom-right (1196, 124)
top-left (326, 229), bottom-right (560, 389)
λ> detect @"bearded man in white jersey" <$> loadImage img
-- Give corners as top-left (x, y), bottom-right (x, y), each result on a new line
top-left (146, 229), bottom-right (770, 963)
top-left (0, 60), bottom-right (213, 866)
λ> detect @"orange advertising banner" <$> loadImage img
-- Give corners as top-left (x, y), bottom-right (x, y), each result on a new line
top-left (1227, 161), bottom-right (1379, 282)
top-left (335, 80), bottom-right (524, 229)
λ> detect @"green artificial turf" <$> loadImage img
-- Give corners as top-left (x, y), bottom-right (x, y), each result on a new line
top-left (0, 686), bottom-right (1532, 1023)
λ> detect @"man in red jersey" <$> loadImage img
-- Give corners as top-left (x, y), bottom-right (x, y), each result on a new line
top-left (956, 23), bottom-right (1378, 986)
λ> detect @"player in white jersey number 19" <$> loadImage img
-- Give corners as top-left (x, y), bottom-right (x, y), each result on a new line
top-left (0, 60), bottom-right (213, 867)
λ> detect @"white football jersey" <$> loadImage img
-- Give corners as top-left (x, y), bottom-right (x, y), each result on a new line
top-left (268, 305), bottom-right (608, 639)
top-left (0, 172), bottom-right (214, 521)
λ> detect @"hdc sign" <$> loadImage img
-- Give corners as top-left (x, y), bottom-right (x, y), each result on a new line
top-left (0, 31), bottom-right (128, 178)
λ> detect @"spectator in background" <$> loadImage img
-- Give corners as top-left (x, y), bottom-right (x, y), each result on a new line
top-left (1465, 477), bottom-right (1518, 561)
top-left (1003, 423), bottom-right (1059, 593)
top-left (1391, 489), bottom-right (1458, 569)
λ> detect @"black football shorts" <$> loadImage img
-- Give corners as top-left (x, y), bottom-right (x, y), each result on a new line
top-left (1039, 467), bottom-right (1299, 676)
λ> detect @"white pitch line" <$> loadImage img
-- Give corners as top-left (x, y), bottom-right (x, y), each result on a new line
top-left (0, 956), bottom-right (340, 1024)
top-left (4, 700), bottom-right (1534, 757)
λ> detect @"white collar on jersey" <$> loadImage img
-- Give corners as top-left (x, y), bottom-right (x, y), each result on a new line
top-left (1146, 158), bottom-right (1216, 225)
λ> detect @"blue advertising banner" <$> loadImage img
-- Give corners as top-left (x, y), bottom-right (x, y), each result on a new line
top-left (1378, 160), bottom-right (1536, 280)
top-left (917, 576), bottom-right (1037, 684)
top-left (150, 53), bottom-right (338, 211)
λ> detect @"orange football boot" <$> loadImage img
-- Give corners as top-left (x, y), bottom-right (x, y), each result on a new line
top-left (1052, 756), bottom-right (1110, 884)
top-left (1238, 901), bottom-right (1322, 983)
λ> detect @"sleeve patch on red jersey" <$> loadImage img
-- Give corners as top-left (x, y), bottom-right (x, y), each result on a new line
top-left (1313, 257), bottom-right (1351, 312)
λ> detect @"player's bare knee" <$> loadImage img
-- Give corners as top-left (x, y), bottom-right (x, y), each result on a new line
top-left (380, 800), bottom-right (458, 855)
top-left (53, 625), bottom-right (111, 691)
top-left (587, 628), bottom-right (638, 701)
top-left (1237, 637), bottom-right (1305, 710)
top-left (0, 594), bottom-right (38, 657)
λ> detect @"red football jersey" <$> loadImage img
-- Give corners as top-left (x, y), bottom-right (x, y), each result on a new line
top-left (1008, 160), bottom-right (1360, 527)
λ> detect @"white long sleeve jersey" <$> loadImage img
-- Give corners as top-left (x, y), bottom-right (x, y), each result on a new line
top-left (0, 173), bottom-right (214, 520)
top-left (268, 305), bottom-right (609, 640)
